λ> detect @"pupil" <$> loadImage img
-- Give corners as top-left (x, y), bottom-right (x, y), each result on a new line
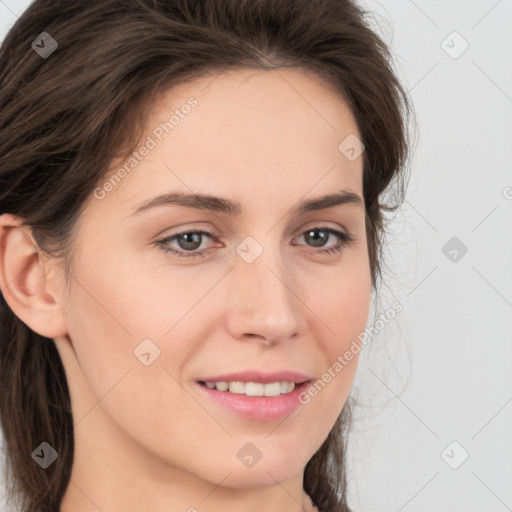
top-left (306, 229), bottom-right (327, 247)
top-left (179, 233), bottom-right (201, 250)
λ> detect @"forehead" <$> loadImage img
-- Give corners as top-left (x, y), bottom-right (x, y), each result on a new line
top-left (93, 66), bottom-right (364, 216)
top-left (150, 66), bottom-right (360, 147)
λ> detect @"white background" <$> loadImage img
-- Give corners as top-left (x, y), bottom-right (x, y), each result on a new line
top-left (0, 1), bottom-right (511, 511)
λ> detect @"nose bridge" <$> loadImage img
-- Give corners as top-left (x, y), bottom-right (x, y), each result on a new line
top-left (226, 236), bottom-right (302, 342)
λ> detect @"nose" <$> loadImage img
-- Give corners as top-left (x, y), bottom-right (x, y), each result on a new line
top-left (225, 244), bottom-right (304, 346)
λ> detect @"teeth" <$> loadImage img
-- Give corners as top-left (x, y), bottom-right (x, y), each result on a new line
top-left (245, 382), bottom-right (264, 396)
top-left (263, 382), bottom-right (281, 397)
top-left (228, 381), bottom-right (246, 394)
top-left (203, 380), bottom-right (297, 396)
top-left (216, 381), bottom-right (229, 392)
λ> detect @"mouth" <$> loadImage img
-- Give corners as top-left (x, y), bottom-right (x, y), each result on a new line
top-left (197, 380), bottom-right (303, 397)
top-left (195, 377), bottom-right (313, 421)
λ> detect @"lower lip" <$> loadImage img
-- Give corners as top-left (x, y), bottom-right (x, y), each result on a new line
top-left (196, 381), bottom-right (310, 421)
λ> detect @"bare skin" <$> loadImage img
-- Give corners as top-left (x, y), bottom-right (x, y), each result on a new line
top-left (0, 66), bottom-right (371, 512)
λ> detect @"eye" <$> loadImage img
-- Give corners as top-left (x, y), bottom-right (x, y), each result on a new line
top-left (155, 226), bottom-right (355, 259)
top-left (293, 227), bottom-right (355, 255)
top-left (156, 229), bottom-right (218, 258)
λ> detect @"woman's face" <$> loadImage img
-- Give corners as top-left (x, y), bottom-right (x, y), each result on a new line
top-left (53, 67), bottom-right (371, 506)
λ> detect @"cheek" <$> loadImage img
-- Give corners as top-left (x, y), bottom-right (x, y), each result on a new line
top-left (301, 259), bottom-right (371, 406)
top-left (311, 261), bottom-right (372, 352)
top-left (64, 266), bottom-right (209, 452)
top-left (64, 252), bottom-right (218, 409)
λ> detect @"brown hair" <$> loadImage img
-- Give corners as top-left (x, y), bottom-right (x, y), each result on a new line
top-left (0, 1), bottom-right (413, 511)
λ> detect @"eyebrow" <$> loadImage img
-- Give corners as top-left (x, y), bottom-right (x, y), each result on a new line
top-left (130, 189), bottom-right (364, 217)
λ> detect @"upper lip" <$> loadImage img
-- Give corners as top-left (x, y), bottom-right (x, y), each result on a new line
top-left (197, 371), bottom-right (312, 384)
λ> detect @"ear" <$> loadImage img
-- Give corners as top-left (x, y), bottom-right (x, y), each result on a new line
top-left (0, 213), bottom-right (68, 338)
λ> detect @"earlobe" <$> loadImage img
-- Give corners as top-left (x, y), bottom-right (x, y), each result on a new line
top-left (0, 213), bottom-right (68, 339)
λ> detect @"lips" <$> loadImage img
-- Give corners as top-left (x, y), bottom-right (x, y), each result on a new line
top-left (196, 380), bottom-right (311, 421)
top-left (194, 370), bottom-right (313, 421)
top-left (197, 370), bottom-right (312, 384)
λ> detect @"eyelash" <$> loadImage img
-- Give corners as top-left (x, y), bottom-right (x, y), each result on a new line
top-left (155, 226), bottom-right (355, 259)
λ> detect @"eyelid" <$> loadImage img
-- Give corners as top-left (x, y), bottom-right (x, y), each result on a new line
top-left (293, 225), bottom-right (355, 247)
top-left (298, 220), bottom-right (348, 233)
top-left (155, 222), bottom-right (355, 260)
top-left (155, 222), bottom-right (221, 239)
top-left (154, 226), bottom-right (221, 259)
top-left (156, 221), bottom-right (349, 243)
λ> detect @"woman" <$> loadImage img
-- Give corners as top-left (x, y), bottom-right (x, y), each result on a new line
top-left (0, 0), bottom-right (412, 511)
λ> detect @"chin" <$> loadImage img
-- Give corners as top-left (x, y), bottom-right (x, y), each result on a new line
top-left (221, 457), bottom-right (306, 489)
